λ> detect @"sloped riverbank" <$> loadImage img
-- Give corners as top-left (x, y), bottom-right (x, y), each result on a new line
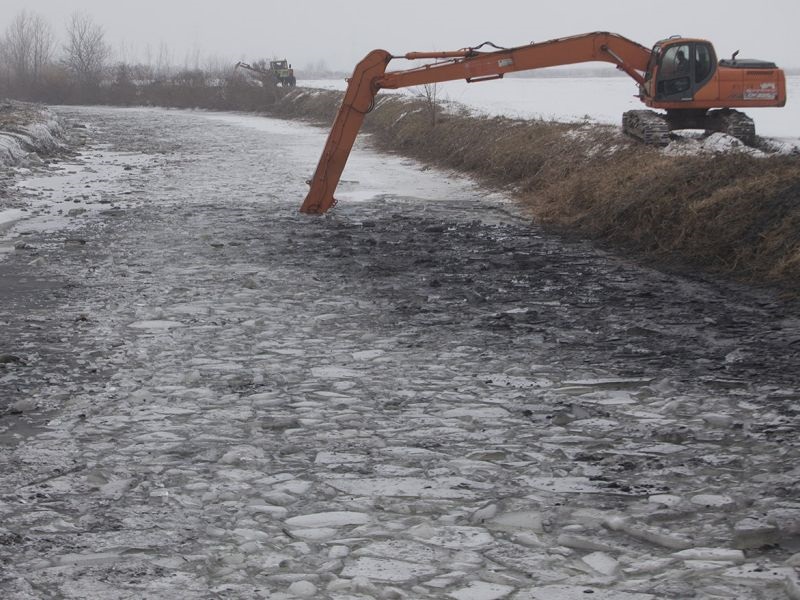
top-left (274, 88), bottom-right (800, 293)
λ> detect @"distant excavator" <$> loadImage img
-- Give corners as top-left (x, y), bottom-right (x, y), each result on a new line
top-left (235, 60), bottom-right (296, 87)
top-left (300, 31), bottom-right (786, 214)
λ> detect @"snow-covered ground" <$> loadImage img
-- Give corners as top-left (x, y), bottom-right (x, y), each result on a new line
top-left (1, 107), bottom-right (799, 599)
top-left (303, 75), bottom-right (800, 146)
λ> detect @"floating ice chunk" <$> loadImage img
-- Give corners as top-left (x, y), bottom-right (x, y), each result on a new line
top-left (206, 526), bottom-right (227, 538)
top-left (581, 551), bottom-right (619, 576)
top-left (99, 478), bottom-right (133, 499)
top-left (701, 413), bottom-right (734, 428)
top-left (287, 580), bottom-right (317, 598)
top-left (621, 557), bottom-right (677, 575)
top-left (324, 476), bottom-right (483, 499)
top-left (638, 443), bottom-right (686, 455)
top-left (487, 510), bottom-right (542, 532)
top-left (352, 349), bottom-right (385, 360)
top-left (733, 517), bottom-right (779, 549)
top-left (520, 476), bottom-right (607, 494)
top-left (603, 516), bottom-right (692, 550)
top-left (648, 494), bottom-right (682, 507)
top-left (310, 366), bottom-right (361, 379)
top-left (682, 560), bottom-right (734, 572)
top-left (556, 534), bottom-right (620, 553)
top-left (690, 494), bottom-right (734, 508)
top-left (513, 532), bottom-right (545, 547)
top-left (354, 540), bottom-right (451, 565)
top-left (442, 406), bottom-right (511, 419)
top-left (314, 451), bottom-right (367, 465)
top-left (128, 319), bottom-right (184, 329)
top-left (287, 527), bottom-right (338, 541)
top-left (329, 545), bottom-right (350, 559)
top-left (469, 503), bottom-right (498, 524)
top-left (285, 511), bottom-right (370, 528)
top-left (267, 482), bottom-right (309, 498)
top-left (341, 556), bottom-right (438, 582)
top-left (411, 525), bottom-right (494, 549)
top-left (562, 378), bottom-right (652, 387)
top-left (218, 445), bottom-right (265, 464)
top-left (449, 580), bottom-right (514, 600)
top-left (723, 563), bottom-right (797, 582)
top-left (672, 548), bottom-right (744, 563)
top-left (513, 585), bottom-right (655, 599)
top-left (768, 508), bottom-right (800, 536)
top-left (232, 528), bottom-right (272, 542)
top-left (55, 552), bottom-right (126, 567)
top-left (484, 374), bottom-right (550, 388)
top-left (787, 573), bottom-right (800, 600)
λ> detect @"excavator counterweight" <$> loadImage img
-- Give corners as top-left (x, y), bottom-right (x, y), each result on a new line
top-left (300, 31), bottom-right (786, 214)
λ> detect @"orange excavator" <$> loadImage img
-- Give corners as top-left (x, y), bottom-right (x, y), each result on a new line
top-left (300, 31), bottom-right (786, 214)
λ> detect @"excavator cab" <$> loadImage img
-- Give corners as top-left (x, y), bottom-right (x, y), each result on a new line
top-left (632, 37), bottom-right (786, 143)
top-left (642, 37), bottom-right (785, 111)
top-left (643, 40), bottom-right (716, 102)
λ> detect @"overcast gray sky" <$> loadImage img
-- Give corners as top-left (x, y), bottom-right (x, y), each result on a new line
top-left (2, 0), bottom-right (799, 71)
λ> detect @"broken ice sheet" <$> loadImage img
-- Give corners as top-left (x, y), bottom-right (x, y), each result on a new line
top-left (4, 105), bottom-right (799, 600)
top-left (284, 511), bottom-right (371, 529)
top-left (512, 586), bottom-right (655, 600)
top-left (449, 580), bottom-right (515, 600)
top-left (409, 525), bottom-right (494, 549)
top-left (127, 319), bottom-right (184, 329)
top-left (340, 556), bottom-right (438, 583)
top-left (323, 476), bottom-right (488, 499)
top-left (517, 476), bottom-right (612, 494)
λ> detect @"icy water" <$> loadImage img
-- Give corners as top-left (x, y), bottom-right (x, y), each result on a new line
top-left (1, 106), bottom-right (799, 599)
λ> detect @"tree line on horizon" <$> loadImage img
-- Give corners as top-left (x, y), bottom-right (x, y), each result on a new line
top-left (0, 10), bottom-right (337, 108)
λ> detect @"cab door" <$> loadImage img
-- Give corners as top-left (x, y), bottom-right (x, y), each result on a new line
top-left (655, 42), bottom-right (716, 102)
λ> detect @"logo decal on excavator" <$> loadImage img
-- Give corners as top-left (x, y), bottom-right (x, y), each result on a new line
top-left (744, 82), bottom-right (778, 100)
top-left (498, 58), bottom-right (514, 68)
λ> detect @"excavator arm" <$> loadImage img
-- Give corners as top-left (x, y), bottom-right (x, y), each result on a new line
top-left (300, 32), bottom-right (652, 214)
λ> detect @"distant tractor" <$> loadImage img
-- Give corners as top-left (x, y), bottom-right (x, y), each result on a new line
top-left (235, 60), bottom-right (297, 87)
top-left (270, 59), bottom-right (297, 87)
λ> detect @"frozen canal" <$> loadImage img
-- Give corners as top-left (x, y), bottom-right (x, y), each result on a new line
top-left (1, 106), bottom-right (799, 599)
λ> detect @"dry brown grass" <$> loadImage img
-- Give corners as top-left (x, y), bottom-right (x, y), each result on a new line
top-left (276, 88), bottom-right (800, 292)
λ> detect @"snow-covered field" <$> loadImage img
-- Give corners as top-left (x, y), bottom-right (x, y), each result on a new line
top-left (1, 106), bottom-right (799, 599)
top-left (303, 75), bottom-right (800, 145)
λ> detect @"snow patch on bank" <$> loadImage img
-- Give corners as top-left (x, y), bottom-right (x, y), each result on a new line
top-left (0, 102), bottom-right (64, 166)
top-left (664, 132), bottom-right (768, 156)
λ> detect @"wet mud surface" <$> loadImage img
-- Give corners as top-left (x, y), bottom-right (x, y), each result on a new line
top-left (0, 107), bottom-right (799, 599)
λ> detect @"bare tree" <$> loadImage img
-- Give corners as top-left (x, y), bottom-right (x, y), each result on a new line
top-left (30, 13), bottom-right (54, 84)
top-left (1, 10), bottom-right (55, 91)
top-left (415, 82), bottom-right (440, 126)
top-left (63, 12), bottom-right (110, 87)
top-left (154, 42), bottom-right (172, 81)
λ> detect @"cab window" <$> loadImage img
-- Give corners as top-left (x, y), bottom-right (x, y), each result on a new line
top-left (657, 44), bottom-right (692, 97)
top-left (662, 44), bottom-right (691, 76)
top-left (695, 44), bottom-right (712, 80)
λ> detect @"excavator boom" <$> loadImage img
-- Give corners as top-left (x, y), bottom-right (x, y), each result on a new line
top-left (300, 32), bottom-right (652, 214)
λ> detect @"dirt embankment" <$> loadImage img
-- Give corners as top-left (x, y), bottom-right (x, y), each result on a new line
top-left (273, 89), bottom-right (800, 294)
